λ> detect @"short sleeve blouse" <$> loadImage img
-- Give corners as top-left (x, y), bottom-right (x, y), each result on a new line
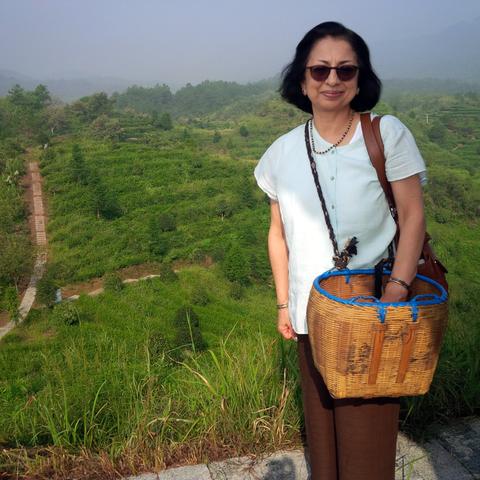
top-left (253, 113), bottom-right (427, 334)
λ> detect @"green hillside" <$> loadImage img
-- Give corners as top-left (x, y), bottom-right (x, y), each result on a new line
top-left (0, 82), bottom-right (479, 478)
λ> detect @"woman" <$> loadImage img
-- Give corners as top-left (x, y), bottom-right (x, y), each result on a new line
top-left (254, 22), bottom-right (427, 480)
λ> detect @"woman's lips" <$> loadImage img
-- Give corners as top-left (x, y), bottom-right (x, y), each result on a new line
top-left (322, 91), bottom-right (343, 98)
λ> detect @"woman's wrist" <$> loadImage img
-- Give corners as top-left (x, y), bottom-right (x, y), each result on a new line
top-left (381, 281), bottom-right (409, 302)
top-left (387, 276), bottom-right (410, 292)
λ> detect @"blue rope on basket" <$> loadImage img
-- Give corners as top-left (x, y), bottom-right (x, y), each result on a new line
top-left (312, 268), bottom-right (448, 324)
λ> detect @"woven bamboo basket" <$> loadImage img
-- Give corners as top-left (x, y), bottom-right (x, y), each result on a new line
top-left (306, 269), bottom-right (448, 399)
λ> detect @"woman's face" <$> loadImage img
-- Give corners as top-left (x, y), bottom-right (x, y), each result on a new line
top-left (301, 36), bottom-right (359, 114)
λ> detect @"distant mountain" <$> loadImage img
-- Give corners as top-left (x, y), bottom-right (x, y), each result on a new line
top-left (0, 70), bottom-right (135, 101)
top-left (373, 17), bottom-right (480, 82)
top-left (0, 69), bottom-right (38, 94)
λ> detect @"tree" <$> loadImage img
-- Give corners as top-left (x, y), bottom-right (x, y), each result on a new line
top-left (70, 144), bottom-right (89, 185)
top-left (88, 169), bottom-right (122, 219)
top-left (216, 199), bottom-right (233, 220)
top-left (223, 242), bottom-right (250, 286)
top-left (239, 178), bottom-right (255, 208)
top-left (90, 114), bottom-right (122, 141)
top-left (148, 215), bottom-right (170, 258)
top-left (428, 121), bottom-right (447, 144)
top-left (7, 84), bottom-right (27, 108)
top-left (157, 112), bottom-right (173, 130)
top-left (239, 125), bottom-right (249, 137)
top-left (32, 84), bottom-right (51, 110)
top-left (70, 92), bottom-right (112, 123)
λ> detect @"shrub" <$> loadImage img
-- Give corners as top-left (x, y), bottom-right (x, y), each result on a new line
top-left (223, 242), bottom-right (250, 286)
top-left (52, 301), bottom-right (80, 326)
top-left (147, 332), bottom-right (174, 364)
top-left (103, 272), bottom-right (124, 293)
top-left (36, 269), bottom-right (59, 308)
top-left (158, 262), bottom-right (178, 282)
top-left (250, 251), bottom-right (272, 283)
top-left (158, 213), bottom-right (176, 232)
top-left (229, 281), bottom-right (245, 300)
top-left (3, 286), bottom-right (19, 323)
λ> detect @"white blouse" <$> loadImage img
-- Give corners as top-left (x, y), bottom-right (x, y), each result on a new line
top-left (253, 113), bottom-right (427, 334)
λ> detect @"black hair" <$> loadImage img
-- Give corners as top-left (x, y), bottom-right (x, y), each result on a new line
top-left (278, 21), bottom-right (381, 114)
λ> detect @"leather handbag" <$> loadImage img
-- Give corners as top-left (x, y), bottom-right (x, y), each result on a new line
top-left (360, 112), bottom-right (449, 292)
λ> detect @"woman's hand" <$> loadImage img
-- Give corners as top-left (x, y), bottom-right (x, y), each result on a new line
top-left (380, 281), bottom-right (409, 303)
top-left (277, 308), bottom-right (297, 340)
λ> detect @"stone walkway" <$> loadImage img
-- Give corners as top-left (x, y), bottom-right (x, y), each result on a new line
top-left (0, 159), bottom-right (48, 341)
top-left (125, 416), bottom-right (480, 480)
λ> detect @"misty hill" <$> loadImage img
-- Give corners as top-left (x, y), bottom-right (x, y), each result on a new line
top-left (0, 69), bottom-right (133, 101)
top-left (112, 77), bottom-right (279, 118)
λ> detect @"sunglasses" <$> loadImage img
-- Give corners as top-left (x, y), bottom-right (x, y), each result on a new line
top-left (306, 65), bottom-right (359, 82)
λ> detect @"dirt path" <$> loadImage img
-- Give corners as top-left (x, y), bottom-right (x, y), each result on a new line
top-left (0, 150), bottom-right (48, 341)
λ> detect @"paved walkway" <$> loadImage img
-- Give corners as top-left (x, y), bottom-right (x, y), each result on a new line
top-left (125, 416), bottom-right (480, 480)
top-left (0, 159), bottom-right (48, 341)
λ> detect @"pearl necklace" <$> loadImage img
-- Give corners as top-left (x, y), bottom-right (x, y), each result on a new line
top-left (309, 110), bottom-right (355, 155)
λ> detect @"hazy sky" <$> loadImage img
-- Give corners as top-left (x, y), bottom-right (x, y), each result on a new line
top-left (1, 0), bottom-right (480, 88)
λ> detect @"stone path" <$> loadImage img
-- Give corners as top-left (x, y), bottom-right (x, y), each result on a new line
top-left (125, 416), bottom-right (480, 480)
top-left (0, 159), bottom-right (48, 341)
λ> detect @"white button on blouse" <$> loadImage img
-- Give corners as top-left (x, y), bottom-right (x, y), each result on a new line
top-left (253, 113), bottom-right (427, 334)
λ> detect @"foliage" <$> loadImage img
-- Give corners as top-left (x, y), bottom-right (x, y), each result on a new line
top-left (51, 301), bottom-right (81, 326)
top-left (157, 213), bottom-right (176, 232)
top-left (0, 84), bottom-right (479, 477)
top-left (103, 272), bottom-right (124, 293)
top-left (172, 305), bottom-right (207, 353)
top-left (147, 332), bottom-right (173, 362)
top-left (229, 281), bottom-right (245, 300)
top-left (155, 112), bottom-right (173, 130)
top-left (158, 262), bottom-right (178, 282)
top-left (68, 92), bottom-right (112, 123)
top-left (70, 143), bottom-right (89, 185)
top-left (190, 283), bottom-right (211, 306)
top-left (36, 269), bottom-right (60, 309)
top-left (90, 114), bottom-right (123, 141)
top-left (223, 242), bottom-right (251, 286)
top-left (3, 286), bottom-right (19, 323)
top-left (0, 232), bottom-right (32, 289)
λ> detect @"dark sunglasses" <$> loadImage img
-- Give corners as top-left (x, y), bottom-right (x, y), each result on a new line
top-left (306, 65), bottom-right (359, 82)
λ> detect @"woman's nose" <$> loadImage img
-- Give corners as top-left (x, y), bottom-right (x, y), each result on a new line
top-left (326, 69), bottom-right (340, 85)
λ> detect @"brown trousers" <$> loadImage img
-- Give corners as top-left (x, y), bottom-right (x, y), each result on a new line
top-left (296, 334), bottom-right (400, 480)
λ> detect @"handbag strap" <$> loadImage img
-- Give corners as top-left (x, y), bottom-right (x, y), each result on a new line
top-left (360, 113), bottom-right (398, 225)
top-left (304, 119), bottom-right (358, 269)
top-left (360, 112), bottom-right (434, 261)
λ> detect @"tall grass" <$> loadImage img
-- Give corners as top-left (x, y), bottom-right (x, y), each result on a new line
top-left (0, 272), bottom-right (303, 477)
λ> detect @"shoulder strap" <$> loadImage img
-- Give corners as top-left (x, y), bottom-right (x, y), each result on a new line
top-left (360, 112), bottom-right (397, 223)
